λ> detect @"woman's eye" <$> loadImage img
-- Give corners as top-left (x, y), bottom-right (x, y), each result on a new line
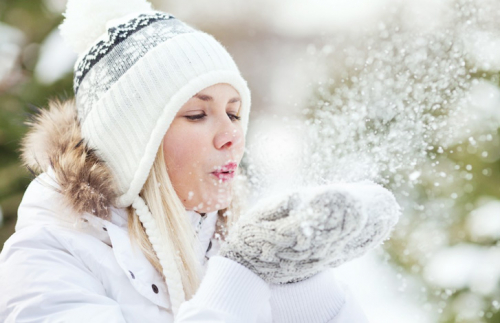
top-left (185, 113), bottom-right (240, 121)
top-left (185, 113), bottom-right (206, 120)
top-left (228, 113), bottom-right (241, 121)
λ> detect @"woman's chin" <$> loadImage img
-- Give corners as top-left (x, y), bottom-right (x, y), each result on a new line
top-left (189, 196), bottom-right (232, 213)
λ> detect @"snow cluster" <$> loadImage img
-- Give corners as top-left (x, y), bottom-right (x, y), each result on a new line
top-left (300, 1), bottom-right (500, 189)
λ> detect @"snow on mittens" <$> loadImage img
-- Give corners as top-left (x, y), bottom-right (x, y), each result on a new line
top-left (218, 182), bottom-right (400, 284)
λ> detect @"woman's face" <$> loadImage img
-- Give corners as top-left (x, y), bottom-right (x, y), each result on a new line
top-left (163, 83), bottom-right (245, 213)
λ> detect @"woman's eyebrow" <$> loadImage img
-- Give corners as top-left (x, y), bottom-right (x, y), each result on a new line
top-left (193, 93), bottom-right (241, 103)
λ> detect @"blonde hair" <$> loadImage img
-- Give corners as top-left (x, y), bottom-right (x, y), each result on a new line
top-left (127, 141), bottom-right (247, 299)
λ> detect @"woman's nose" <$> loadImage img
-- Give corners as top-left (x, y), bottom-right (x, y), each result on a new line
top-left (214, 119), bottom-right (242, 150)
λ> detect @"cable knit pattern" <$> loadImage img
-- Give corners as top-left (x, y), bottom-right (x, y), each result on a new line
top-left (132, 196), bottom-right (185, 316)
top-left (219, 182), bottom-right (400, 284)
top-left (334, 183), bottom-right (400, 266)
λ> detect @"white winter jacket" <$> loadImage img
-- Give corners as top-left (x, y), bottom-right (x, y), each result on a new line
top-left (0, 171), bottom-right (369, 323)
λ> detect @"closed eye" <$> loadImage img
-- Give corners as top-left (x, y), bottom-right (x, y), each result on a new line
top-left (228, 113), bottom-right (241, 121)
top-left (185, 113), bottom-right (241, 121)
top-left (185, 113), bottom-right (206, 120)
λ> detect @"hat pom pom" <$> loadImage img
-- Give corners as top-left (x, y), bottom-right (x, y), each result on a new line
top-left (59, 0), bottom-right (153, 55)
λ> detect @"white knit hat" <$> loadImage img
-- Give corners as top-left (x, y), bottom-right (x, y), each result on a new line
top-left (59, 0), bottom-right (251, 317)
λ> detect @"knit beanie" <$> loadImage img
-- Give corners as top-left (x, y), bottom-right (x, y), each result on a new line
top-left (59, 0), bottom-right (251, 316)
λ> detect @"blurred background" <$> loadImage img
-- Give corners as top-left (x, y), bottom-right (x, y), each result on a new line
top-left (2, 0), bottom-right (500, 322)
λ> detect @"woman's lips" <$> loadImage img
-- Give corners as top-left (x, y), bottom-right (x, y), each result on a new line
top-left (211, 162), bottom-right (237, 182)
top-left (211, 171), bottom-right (235, 182)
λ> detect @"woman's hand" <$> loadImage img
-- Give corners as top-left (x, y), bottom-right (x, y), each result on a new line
top-left (218, 182), bottom-right (400, 284)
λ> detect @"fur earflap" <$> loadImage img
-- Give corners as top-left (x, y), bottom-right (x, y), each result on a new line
top-left (20, 99), bottom-right (117, 218)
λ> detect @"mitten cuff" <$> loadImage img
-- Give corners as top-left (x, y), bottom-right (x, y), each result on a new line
top-left (189, 256), bottom-right (271, 320)
top-left (270, 269), bottom-right (346, 323)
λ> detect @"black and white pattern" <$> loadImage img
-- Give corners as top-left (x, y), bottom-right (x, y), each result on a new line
top-left (74, 12), bottom-right (175, 94)
top-left (75, 16), bottom-right (196, 122)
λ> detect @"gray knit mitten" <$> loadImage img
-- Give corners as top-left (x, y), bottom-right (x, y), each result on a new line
top-left (218, 182), bottom-right (400, 284)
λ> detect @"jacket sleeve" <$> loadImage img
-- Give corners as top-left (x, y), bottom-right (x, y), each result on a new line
top-left (175, 256), bottom-right (271, 323)
top-left (269, 268), bottom-right (369, 323)
top-left (0, 228), bottom-right (127, 323)
top-left (0, 229), bottom-right (271, 323)
top-left (329, 281), bottom-right (370, 323)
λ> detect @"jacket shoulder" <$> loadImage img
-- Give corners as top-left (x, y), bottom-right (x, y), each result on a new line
top-left (0, 220), bottom-right (115, 284)
top-left (0, 225), bottom-right (128, 322)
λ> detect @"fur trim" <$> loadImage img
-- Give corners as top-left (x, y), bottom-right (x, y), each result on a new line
top-left (20, 99), bottom-right (117, 218)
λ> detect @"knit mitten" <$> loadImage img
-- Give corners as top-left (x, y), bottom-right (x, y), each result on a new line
top-left (218, 182), bottom-right (400, 284)
top-left (333, 183), bottom-right (400, 266)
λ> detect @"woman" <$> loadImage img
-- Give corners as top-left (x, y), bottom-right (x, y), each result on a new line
top-left (0, 0), bottom-right (400, 322)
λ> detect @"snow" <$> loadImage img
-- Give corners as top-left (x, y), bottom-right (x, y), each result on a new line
top-left (468, 80), bottom-right (500, 121)
top-left (244, 117), bottom-right (307, 200)
top-left (409, 171), bottom-right (421, 181)
top-left (464, 30), bottom-right (500, 72)
top-left (335, 251), bottom-right (436, 323)
top-left (405, 221), bottom-right (449, 260)
top-left (0, 23), bottom-right (24, 84)
top-left (467, 199), bottom-right (500, 241)
top-left (34, 28), bottom-right (77, 84)
top-left (423, 243), bottom-right (500, 296)
top-left (43, 0), bottom-right (68, 14)
top-left (396, 0), bottom-right (454, 33)
top-left (270, 0), bottom-right (391, 36)
top-left (423, 244), bottom-right (482, 290)
top-left (452, 292), bottom-right (487, 322)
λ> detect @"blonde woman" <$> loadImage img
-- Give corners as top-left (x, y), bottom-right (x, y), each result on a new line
top-left (0, 0), bottom-right (399, 322)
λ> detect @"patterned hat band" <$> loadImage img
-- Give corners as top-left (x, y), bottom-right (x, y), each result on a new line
top-left (74, 12), bottom-right (177, 94)
top-left (74, 12), bottom-right (201, 123)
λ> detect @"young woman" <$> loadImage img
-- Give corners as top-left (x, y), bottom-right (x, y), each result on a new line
top-left (0, 0), bottom-right (400, 322)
